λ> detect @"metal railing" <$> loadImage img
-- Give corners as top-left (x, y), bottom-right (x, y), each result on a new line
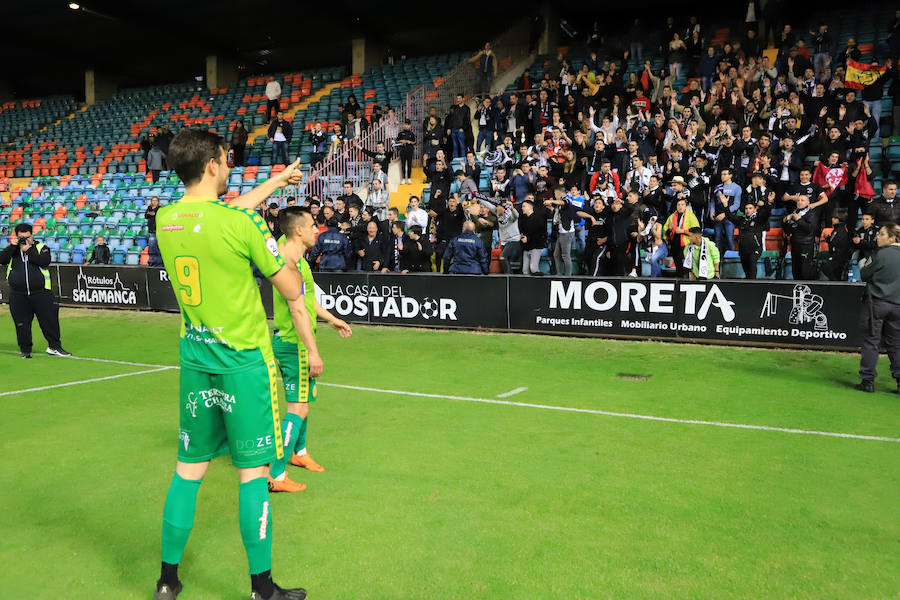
top-left (282, 20), bottom-right (532, 203)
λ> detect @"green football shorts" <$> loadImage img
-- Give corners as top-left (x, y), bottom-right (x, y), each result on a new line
top-left (177, 358), bottom-right (283, 468)
top-left (272, 335), bottom-right (318, 404)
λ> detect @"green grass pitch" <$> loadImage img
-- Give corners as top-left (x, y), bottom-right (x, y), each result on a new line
top-left (1, 308), bottom-right (898, 599)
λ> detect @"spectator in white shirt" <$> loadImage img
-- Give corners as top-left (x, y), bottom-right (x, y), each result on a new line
top-left (405, 196), bottom-right (429, 230)
top-left (265, 76), bottom-right (282, 123)
top-left (624, 155), bottom-right (653, 195)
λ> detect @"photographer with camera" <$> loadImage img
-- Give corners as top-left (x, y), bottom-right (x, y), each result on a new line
top-left (0, 223), bottom-right (70, 358)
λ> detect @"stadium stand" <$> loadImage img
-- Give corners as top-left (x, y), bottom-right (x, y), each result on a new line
top-left (1, 6), bottom-right (898, 282)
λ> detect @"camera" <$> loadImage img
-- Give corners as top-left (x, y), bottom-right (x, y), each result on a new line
top-left (18, 237), bottom-right (29, 246)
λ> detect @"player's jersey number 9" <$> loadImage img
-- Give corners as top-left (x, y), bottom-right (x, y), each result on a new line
top-left (174, 256), bottom-right (202, 306)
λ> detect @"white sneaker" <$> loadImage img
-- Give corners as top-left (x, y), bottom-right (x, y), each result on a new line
top-left (627, 271), bottom-right (638, 278)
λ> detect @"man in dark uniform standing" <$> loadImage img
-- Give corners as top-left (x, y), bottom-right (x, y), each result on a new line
top-left (857, 223), bottom-right (900, 393)
top-left (0, 223), bottom-right (70, 358)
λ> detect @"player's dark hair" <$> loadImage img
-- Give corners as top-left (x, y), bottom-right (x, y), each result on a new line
top-left (279, 206), bottom-right (312, 238)
top-left (409, 225), bottom-right (423, 236)
top-left (800, 166), bottom-right (811, 174)
top-left (833, 208), bottom-right (848, 223)
top-left (14, 222), bottom-right (32, 234)
top-left (688, 226), bottom-right (703, 234)
top-left (167, 129), bottom-right (227, 186)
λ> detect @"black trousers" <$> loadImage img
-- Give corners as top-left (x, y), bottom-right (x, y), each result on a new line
top-left (791, 243), bottom-right (817, 280)
top-left (266, 99), bottom-right (279, 122)
top-left (9, 289), bottom-right (61, 353)
top-left (434, 241), bottom-right (451, 273)
top-left (606, 243), bottom-right (634, 276)
top-left (232, 144), bottom-right (245, 167)
top-left (310, 152), bottom-right (325, 168)
top-left (739, 248), bottom-right (760, 279)
top-left (399, 153), bottom-right (413, 179)
top-left (859, 297), bottom-right (900, 383)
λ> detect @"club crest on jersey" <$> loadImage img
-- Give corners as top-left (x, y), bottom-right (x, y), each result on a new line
top-left (266, 237), bottom-right (280, 257)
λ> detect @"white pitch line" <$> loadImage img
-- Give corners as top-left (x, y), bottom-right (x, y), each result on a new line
top-left (0, 367), bottom-right (176, 397)
top-left (2, 350), bottom-right (895, 443)
top-left (0, 349), bottom-right (172, 369)
top-left (318, 382), bottom-right (900, 443)
top-left (496, 386), bottom-right (528, 398)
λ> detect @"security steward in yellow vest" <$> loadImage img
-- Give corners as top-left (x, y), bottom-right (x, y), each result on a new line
top-left (0, 223), bottom-right (70, 358)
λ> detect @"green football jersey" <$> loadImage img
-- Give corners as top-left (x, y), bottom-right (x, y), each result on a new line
top-left (156, 196), bottom-right (285, 371)
top-left (273, 247), bottom-right (316, 345)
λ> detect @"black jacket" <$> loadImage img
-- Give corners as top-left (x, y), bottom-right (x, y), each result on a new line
top-left (355, 235), bottom-right (384, 271)
top-left (602, 203), bottom-right (635, 246)
top-left (399, 234), bottom-right (433, 272)
top-left (88, 244), bottom-right (111, 264)
top-left (865, 197), bottom-right (900, 228)
top-left (267, 118), bottom-right (293, 142)
top-left (0, 242), bottom-right (51, 295)
top-left (309, 228), bottom-right (351, 271)
top-left (783, 208), bottom-right (820, 247)
top-left (446, 104), bottom-right (471, 131)
top-left (434, 205), bottom-right (465, 242)
top-left (518, 208), bottom-right (548, 251)
top-left (826, 224), bottom-right (851, 266)
top-left (725, 204), bottom-right (771, 253)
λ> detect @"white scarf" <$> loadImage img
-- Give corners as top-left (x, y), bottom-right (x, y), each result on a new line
top-left (684, 236), bottom-right (710, 279)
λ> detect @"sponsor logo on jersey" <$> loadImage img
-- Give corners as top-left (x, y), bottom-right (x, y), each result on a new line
top-left (266, 237), bottom-right (280, 257)
top-left (179, 430), bottom-right (190, 450)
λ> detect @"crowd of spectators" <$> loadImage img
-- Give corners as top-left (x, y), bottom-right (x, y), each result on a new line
top-left (265, 12), bottom-right (900, 279)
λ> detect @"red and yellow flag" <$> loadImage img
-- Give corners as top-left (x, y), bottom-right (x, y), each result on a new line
top-left (845, 59), bottom-right (887, 90)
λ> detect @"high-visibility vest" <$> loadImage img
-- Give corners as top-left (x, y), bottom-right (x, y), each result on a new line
top-left (6, 242), bottom-right (51, 290)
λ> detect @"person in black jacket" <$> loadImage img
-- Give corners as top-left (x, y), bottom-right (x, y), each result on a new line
top-left (783, 193), bottom-right (822, 280)
top-left (519, 198), bottom-right (548, 276)
top-left (355, 221), bottom-right (384, 272)
top-left (0, 223), bottom-right (69, 358)
top-left (602, 196), bottom-right (636, 276)
top-left (820, 209), bottom-right (852, 281)
top-left (722, 188), bottom-right (773, 279)
top-left (444, 221), bottom-right (489, 274)
top-left (578, 195), bottom-right (610, 277)
top-left (395, 120), bottom-right (416, 184)
top-left (87, 235), bottom-right (111, 264)
top-left (430, 194), bottom-right (466, 273)
top-left (395, 225), bottom-right (432, 273)
top-left (852, 212), bottom-right (878, 263)
top-left (267, 111), bottom-right (293, 166)
top-left (446, 94), bottom-right (471, 158)
top-left (865, 181), bottom-right (900, 227)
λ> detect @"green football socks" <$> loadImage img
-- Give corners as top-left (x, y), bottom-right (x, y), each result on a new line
top-left (239, 477), bottom-right (273, 575)
top-left (269, 413), bottom-right (303, 479)
top-left (295, 414), bottom-right (308, 456)
top-left (160, 473), bottom-right (202, 565)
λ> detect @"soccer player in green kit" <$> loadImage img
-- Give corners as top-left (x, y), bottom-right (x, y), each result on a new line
top-left (267, 206), bottom-right (352, 493)
top-left (154, 130), bottom-right (307, 600)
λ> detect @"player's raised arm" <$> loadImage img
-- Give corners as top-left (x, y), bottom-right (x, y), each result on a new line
top-left (230, 157), bottom-right (303, 210)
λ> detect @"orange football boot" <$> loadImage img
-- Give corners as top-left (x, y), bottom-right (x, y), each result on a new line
top-left (267, 475), bottom-right (307, 492)
top-left (291, 453), bottom-right (325, 472)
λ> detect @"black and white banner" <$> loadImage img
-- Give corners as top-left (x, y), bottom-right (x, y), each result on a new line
top-left (314, 273), bottom-right (509, 329)
top-left (509, 277), bottom-right (862, 348)
top-left (0, 266), bottom-right (866, 350)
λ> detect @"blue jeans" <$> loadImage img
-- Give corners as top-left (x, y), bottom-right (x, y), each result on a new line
top-left (647, 242), bottom-right (668, 277)
top-left (630, 42), bottom-right (643, 62)
top-left (701, 76), bottom-right (712, 91)
top-left (272, 141), bottom-right (288, 165)
top-left (573, 226), bottom-right (587, 255)
top-left (813, 53), bottom-right (829, 77)
top-left (451, 129), bottom-right (466, 158)
top-left (715, 218), bottom-right (735, 255)
top-left (476, 129), bottom-right (492, 153)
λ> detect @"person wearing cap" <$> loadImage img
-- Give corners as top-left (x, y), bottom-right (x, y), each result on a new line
top-left (856, 222), bottom-right (900, 393)
top-left (684, 227), bottom-right (720, 280)
top-left (395, 119), bottom-right (416, 184)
